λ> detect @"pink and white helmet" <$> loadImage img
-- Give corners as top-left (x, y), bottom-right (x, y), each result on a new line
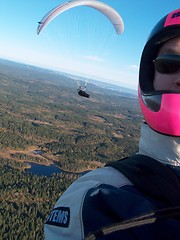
top-left (138, 8), bottom-right (180, 136)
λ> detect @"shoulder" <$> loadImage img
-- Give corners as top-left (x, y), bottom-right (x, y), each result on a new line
top-left (44, 167), bottom-right (133, 240)
top-left (54, 166), bottom-right (133, 219)
top-left (68, 166), bottom-right (133, 190)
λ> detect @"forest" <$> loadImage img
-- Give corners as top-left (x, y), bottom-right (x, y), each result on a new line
top-left (0, 58), bottom-right (143, 239)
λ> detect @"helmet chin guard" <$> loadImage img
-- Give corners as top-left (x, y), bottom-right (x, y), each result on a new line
top-left (138, 87), bottom-right (180, 136)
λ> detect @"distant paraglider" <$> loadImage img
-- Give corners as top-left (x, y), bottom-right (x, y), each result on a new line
top-left (37, 0), bottom-right (124, 35)
top-left (77, 86), bottom-right (90, 98)
top-left (37, 0), bottom-right (124, 98)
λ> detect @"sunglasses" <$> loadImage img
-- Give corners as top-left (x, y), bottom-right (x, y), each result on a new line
top-left (153, 54), bottom-right (180, 74)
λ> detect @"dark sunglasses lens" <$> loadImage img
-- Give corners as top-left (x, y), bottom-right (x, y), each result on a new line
top-left (154, 59), bottom-right (180, 74)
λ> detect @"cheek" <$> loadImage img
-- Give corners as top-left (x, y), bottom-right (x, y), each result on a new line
top-left (153, 74), bottom-right (162, 90)
top-left (153, 72), bottom-right (171, 91)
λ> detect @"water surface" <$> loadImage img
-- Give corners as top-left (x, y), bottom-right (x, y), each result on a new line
top-left (26, 162), bottom-right (62, 176)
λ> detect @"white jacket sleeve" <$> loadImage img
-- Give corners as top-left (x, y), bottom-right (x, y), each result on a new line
top-left (44, 166), bottom-right (132, 240)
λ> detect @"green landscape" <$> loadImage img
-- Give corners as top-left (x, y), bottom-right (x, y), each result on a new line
top-left (0, 58), bottom-right (143, 239)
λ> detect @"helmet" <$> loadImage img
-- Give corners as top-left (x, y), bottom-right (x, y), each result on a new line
top-left (138, 8), bottom-right (180, 136)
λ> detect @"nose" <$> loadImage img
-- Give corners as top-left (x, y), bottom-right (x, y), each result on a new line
top-left (175, 74), bottom-right (180, 89)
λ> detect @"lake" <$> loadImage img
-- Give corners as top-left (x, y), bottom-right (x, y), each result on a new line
top-left (26, 162), bottom-right (63, 176)
top-left (25, 162), bottom-right (90, 176)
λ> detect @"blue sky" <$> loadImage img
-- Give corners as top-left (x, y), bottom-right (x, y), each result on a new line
top-left (0, 1), bottom-right (179, 90)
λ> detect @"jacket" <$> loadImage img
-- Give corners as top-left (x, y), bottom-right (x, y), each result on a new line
top-left (44, 124), bottom-right (180, 239)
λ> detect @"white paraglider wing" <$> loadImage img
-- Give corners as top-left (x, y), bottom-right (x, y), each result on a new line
top-left (37, 0), bottom-right (124, 35)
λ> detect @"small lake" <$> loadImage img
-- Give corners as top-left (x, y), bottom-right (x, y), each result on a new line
top-left (26, 162), bottom-right (63, 176)
top-left (25, 162), bottom-right (90, 176)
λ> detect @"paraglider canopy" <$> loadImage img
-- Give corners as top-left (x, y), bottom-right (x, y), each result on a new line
top-left (37, 0), bottom-right (124, 35)
top-left (37, 0), bottom-right (124, 100)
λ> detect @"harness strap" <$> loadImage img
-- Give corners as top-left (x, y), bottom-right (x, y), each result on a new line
top-left (85, 207), bottom-right (180, 240)
top-left (106, 154), bottom-right (180, 206)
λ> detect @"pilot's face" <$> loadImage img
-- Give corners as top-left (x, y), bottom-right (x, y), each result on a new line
top-left (153, 36), bottom-right (180, 93)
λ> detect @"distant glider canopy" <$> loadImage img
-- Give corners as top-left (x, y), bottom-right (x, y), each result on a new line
top-left (37, 0), bottom-right (124, 35)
